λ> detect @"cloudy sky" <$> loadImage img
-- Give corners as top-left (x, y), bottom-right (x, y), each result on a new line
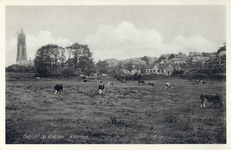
top-left (5, 5), bottom-right (226, 66)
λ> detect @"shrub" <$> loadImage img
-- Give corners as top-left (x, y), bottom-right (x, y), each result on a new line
top-left (61, 68), bottom-right (76, 78)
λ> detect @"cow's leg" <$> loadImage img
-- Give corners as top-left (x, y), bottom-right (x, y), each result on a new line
top-left (203, 100), bottom-right (206, 108)
top-left (54, 90), bottom-right (57, 94)
top-left (213, 102), bottom-right (216, 107)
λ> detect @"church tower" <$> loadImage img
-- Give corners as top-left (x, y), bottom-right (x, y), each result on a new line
top-left (16, 29), bottom-right (27, 63)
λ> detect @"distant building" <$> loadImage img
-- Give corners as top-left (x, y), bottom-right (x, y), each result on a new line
top-left (175, 52), bottom-right (187, 58)
top-left (123, 64), bottom-right (142, 75)
top-left (188, 52), bottom-right (203, 57)
top-left (16, 29), bottom-right (27, 63)
top-left (146, 63), bottom-right (174, 76)
top-left (16, 29), bottom-right (34, 66)
top-left (171, 57), bottom-right (187, 64)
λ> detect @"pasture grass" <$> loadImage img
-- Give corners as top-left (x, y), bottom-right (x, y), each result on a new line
top-left (5, 77), bottom-right (226, 144)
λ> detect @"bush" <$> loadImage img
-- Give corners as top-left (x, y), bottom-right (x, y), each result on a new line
top-left (61, 68), bottom-right (76, 78)
top-left (171, 70), bottom-right (184, 77)
top-left (6, 64), bottom-right (35, 73)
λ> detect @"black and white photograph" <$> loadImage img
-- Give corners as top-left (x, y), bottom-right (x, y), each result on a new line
top-left (2, 0), bottom-right (230, 149)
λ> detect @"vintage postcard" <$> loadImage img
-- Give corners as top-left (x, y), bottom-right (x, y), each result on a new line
top-left (1, 0), bottom-right (230, 150)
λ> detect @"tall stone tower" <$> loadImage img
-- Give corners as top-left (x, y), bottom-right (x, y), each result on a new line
top-left (16, 29), bottom-right (27, 63)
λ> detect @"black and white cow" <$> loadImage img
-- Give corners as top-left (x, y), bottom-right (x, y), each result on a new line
top-left (147, 82), bottom-right (154, 87)
top-left (98, 84), bottom-right (105, 94)
top-left (198, 80), bottom-right (206, 84)
top-left (165, 83), bottom-right (173, 89)
top-left (54, 84), bottom-right (63, 94)
top-left (200, 94), bottom-right (223, 108)
top-left (107, 81), bottom-right (113, 86)
top-left (138, 80), bottom-right (145, 85)
top-left (82, 79), bottom-right (89, 83)
top-left (97, 80), bottom-right (103, 83)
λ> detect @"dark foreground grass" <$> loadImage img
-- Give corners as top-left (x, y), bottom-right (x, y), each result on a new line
top-left (5, 78), bottom-right (226, 144)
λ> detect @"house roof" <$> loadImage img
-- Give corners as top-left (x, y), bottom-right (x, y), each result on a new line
top-left (159, 63), bottom-right (172, 69)
top-left (188, 52), bottom-right (203, 57)
top-left (146, 63), bottom-right (173, 70)
top-left (218, 51), bottom-right (226, 56)
top-left (164, 60), bottom-right (173, 63)
top-left (171, 58), bottom-right (186, 61)
top-left (171, 63), bottom-right (179, 68)
top-left (146, 64), bottom-right (155, 69)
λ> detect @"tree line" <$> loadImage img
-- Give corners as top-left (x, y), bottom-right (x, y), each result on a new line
top-left (6, 42), bottom-right (226, 80)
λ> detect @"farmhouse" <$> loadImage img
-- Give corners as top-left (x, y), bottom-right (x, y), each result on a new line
top-left (123, 64), bottom-right (142, 74)
top-left (146, 63), bottom-right (174, 76)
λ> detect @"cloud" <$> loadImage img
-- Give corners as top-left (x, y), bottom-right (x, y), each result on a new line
top-left (5, 31), bottom-right (73, 67)
top-left (84, 21), bottom-right (220, 62)
top-left (171, 35), bottom-right (220, 53)
top-left (84, 21), bottom-right (163, 61)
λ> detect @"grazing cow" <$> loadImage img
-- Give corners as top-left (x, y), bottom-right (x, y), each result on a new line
top-left (54, 84), bottom-right (63, 94)
top-left (200, 94), bottom-right (223, 108)
top-left (98, 84), bottom-right (105, 94)
top-left (97, 80), bottom-right (103, 83)
top-left (82, 79), bottom-right (89, 83)
top-left (138, 80), bottom-right (145, 85)
top-left (198, 80), bottom-right (206, 84)
top-left (107, 81), bottom-right (113, 86)
top-left (147, 82), bottom-right (154, 87)
top-left (165, 83), bottom-right (173, 89)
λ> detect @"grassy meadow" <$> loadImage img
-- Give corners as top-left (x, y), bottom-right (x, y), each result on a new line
top-left (6, 76), bottom-right (226, 144)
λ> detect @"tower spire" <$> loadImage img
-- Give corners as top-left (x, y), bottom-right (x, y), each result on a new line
top-left (16, 28), bottom-right (27, 63)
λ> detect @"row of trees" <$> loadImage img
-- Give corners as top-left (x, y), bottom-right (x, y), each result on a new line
top-left (34, 43), bottom-right (95, 77)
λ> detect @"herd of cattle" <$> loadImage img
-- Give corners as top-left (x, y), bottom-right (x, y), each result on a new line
top-left (53, 79), bottom-right (223, 108)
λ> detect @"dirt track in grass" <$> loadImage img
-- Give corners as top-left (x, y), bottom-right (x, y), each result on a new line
top-left (6, 77), bottom-right (226, 144)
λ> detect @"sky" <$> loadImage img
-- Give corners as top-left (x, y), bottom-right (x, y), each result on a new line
top-left (5, 5), bottom-right (226, 67)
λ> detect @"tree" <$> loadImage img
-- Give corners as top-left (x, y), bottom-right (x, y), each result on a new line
top-left (96, 60), bottom-right (109, 74)
top-left (168, 54), bottom-right (175, 60)
top-left (34, 44), bottom-right (59, 77)
top-left (125, 61), bottom-right (133, 73)
top-left (76, 45), bottom-right (96, 76)
top-left (59, 47), bottom-right (66, 67)
top-left (66, 43), bottom-right (80, 68)
top-left (155, 55), bottom-right (166, 63)
top-left (141, 56), bottom-right (149, 65)
top-left (78, 56), bottom-right (96, 76)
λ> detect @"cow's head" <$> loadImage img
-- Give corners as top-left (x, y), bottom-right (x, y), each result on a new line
top-left (200, 94), bottom-right (207, 107)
